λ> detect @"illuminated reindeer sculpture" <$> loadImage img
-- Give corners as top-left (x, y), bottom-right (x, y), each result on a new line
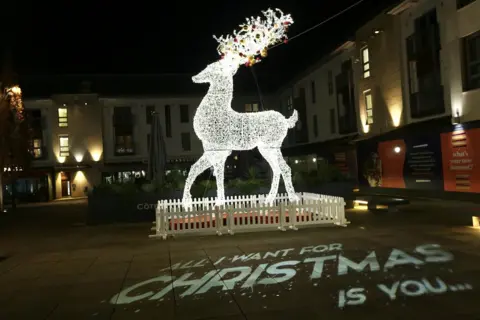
top-left (182, 9), bottom-right (298, 210)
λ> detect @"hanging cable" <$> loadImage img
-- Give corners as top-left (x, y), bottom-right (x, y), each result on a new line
top-left (249, 0), bottom-right (366, 111)
top-left (270, 0), bottom-right (366, 49)
top-left (250, 67), bottom-right (266, 111)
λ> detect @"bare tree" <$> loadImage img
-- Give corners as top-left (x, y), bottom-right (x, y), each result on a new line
top-left (0, 81), bottom-right (30, 212)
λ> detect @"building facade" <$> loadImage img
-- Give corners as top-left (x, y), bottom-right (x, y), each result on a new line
top-left (354, 0), bottom-right (480, 197)
top-left (275, 41), bottom-right (359, 178)
top-left (10, 74), bottom-right (272, 201)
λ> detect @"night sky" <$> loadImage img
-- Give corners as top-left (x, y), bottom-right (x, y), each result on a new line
top-left (8, 0), bottom-right (399, 82)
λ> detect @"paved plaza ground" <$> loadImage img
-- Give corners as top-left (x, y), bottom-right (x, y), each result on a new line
top-left (1, 198), bottom-right (480, 319)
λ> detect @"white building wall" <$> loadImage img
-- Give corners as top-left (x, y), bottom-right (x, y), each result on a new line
top-left (292, 45), bottom-right (357, 144)
top-left (398, 0), bottom-right (480, 125)
top-left (101, 97), bottom-right (203, 163)
top-left (448, 0), bottom-right (480, 123)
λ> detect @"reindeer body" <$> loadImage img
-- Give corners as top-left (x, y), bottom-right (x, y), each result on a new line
top-left (195, 105), bottom-right (296, 152)
top-left (181, 8), bottom-right (298, 209)
top-left (182, 60), bottom-right (299, 209)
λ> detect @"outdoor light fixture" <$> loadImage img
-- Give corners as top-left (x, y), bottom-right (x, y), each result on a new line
top-left (295, 160), bottom-right (299, 164)
top-left (394, 146), bottom-right (401, 153)
top-left (313, 158), bottom-right (317, 163)
top-left (472, 216), bottom-right (480, 229)
top-left (452, 109), bottom-right (461, 124)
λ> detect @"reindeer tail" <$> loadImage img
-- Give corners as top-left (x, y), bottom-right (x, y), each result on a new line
top-left (286, 109), bottom-right (298, 129)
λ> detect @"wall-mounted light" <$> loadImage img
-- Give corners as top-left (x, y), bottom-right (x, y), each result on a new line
top-left (313, 158), bottom-right (317, 163)
top-left (452, 109), bottom-right (461, 124)
top-left (74, 153), bottom-right (84, 163)
top-left (294, 160), bottom-right (299, 164)
top-left (394, 146), bottom-right (401, 154)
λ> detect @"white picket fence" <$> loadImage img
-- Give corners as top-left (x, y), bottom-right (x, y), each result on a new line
top-left (149, 192), bottom-right (347, 239)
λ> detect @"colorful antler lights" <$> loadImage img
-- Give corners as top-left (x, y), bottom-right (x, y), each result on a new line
top-left (213, 8), bottom-right (293, 67)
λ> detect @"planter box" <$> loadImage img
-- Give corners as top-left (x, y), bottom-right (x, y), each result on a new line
top-left (87, 193), bottom-right (159, 225)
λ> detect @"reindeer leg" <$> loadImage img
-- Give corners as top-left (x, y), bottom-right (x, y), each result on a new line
top-left (182, 153), bottom-right (212, 210)
top-left (208, 151), bottom-right (231, 207)
top-left (273, 149), bottom-right (300, 203)
top-left (258, 147), bottom-right (281, 206)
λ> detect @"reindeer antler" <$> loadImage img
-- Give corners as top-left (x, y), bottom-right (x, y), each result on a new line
top-left (214, 8), bottom-right (293, 67)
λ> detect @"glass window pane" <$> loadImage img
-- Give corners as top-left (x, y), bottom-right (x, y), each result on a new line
top-left (59, 137), bottom-right (69, 147)
top-left (364, 71), bottom-right (370, 78)
top-left (365, 93), bottom-right (373, 110)
top-left (58, 108), bottom-right (67, 117)
top-left (362, 48), bottom-right (369, 63)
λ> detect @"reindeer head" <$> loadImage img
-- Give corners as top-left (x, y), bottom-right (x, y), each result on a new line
top-left (213, 8), bottom-right (293, 68)
top-left (192, 56), bottom-right (239, 84)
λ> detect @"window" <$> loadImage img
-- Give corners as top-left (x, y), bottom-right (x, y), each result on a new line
top-left (59, 135), bottom-right (69, 157)
top-left (286, 96), bottom-right (293, 111)
top-left (328, 70), bottom-right (334, 95)
top-left (457, 0), bottom-right (476, 9)
top-left (165, 105), bottom-right (171, 137)
top-left (115, 135), bottom-right (134, 154)
top-left (362, 47), bottom-right (370, 78)
top-left (245, 103), bottom-right (259, 112)
top-left (463, 31), bottom-right (480, 91)
top-left (313, 115), bottom-right (318, 138)
top-left (311, 81), bottom-right (316, 103)
top-left (409, 61), bottom-right (419, 93)
top-left (146, 105), bottom-right (155, 124)
top-left (329, 109), bottom-right (336, 134)
top-left (31, 139), bottom-right (42, 159)
top-left (181, 132), bottom-right (191, 151)
top-left (58, 108), bottom-right (68, 127)
top-left (364, 90), bottom-right (373, 124)
top-left (180, 104), bottom-right (189, 123)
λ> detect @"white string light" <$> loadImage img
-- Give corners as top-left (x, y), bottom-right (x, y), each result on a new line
top-left (182, 8), bottom-right (299, 210)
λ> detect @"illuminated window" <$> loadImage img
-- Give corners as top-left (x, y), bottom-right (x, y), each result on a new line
top-left (362, 47), bottom-right (370, 78)
top-left (58, 108), bottom-right (68, 127)
top-left (364, 90), bottom-right (373, 124)
top-left (245, 103), bottom-right (259, 112)
top-left (115, 135), bottom-right (134, 155)
top-left (32, 139), bottom-right (42, 159)
top-left (59, 135), bottom-right (70, 157)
